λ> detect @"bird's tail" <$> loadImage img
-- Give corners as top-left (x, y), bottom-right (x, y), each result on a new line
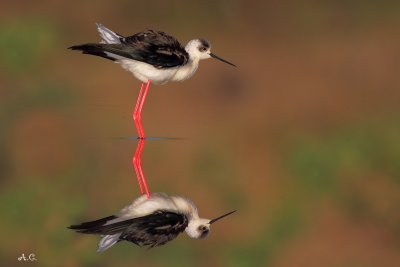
top-left (68, 215), bottom-right (118, 234)
top-left (69, 43), bottom-right (121, 61)
top-left (97, 234), bottom-right (121, 252)
top-left (96, 23), bottom-right (123, 44)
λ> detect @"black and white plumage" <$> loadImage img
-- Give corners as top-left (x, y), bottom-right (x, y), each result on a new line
top-left (68, 193), bottom-right (235, 252)
top-left (69, 23), bottom-right (236, 84)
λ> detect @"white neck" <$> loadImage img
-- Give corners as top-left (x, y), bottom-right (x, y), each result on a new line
top-left (170, 195), bottom-right (199, 219)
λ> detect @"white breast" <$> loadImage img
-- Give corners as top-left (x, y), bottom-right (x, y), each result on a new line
top-left (171, 59), bottom-right (199, 82)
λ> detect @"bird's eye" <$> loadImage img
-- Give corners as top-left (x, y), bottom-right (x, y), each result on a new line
top-left (198, 225), bottom-right (207, 231)
top-left (199, 46), bottom-right (207, 52)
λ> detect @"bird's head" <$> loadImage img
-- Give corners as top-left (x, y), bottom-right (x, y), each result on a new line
top-left (185, 210), bottom-right (236, 239)
top-left (185, 39), bottom-right (236, 67)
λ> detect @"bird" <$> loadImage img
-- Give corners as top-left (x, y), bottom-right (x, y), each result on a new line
top-left (69, 23), bottom-right (236, 139)
top-left (68, 192), bottom-right (236, 252)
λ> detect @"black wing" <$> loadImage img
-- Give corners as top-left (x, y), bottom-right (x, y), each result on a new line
top-left (68, 211), bottom-right (188, 248)
top-left (120, 210), bottom-right (188, 248)
top-left (121, 30), bottom-right (189, 68)
top-left (69, 30), bottom-right (189, 69)
top-left (68, 215), bottom-right (118, 233)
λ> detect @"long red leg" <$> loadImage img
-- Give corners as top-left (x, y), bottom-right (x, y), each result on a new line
top-left (138, 80), bottom-right (151, 124)
top-left (132, 80), bottom-right (151, 139)
top-left (132, 139), bottom-right (150, 197)
top-left (133, 83), bottom-right (145, 139)
top-left (132, 81), bottom-right (151, 197)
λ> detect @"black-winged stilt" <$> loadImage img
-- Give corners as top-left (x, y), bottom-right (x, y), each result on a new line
top-left (69, 192), bottom-right (236, 251)
top-left (69, 23), bottom-right (236, 139)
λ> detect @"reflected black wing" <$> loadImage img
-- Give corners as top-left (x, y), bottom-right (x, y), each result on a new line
top-left (68, 215), bottom-right (117, 233)
top-left (68, 211), bottom-right (188, 248)
top-left (69, 30), bottom-right (189, 69)
top-left (120, 210), bottom-right (188, 248)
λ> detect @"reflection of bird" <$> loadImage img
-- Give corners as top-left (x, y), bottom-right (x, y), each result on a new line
top-left (69, 193), bottom-right (236, 252)
top-left (69, 23), bottom-right (236, 138)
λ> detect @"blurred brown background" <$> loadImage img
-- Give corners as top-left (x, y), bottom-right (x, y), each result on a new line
top-left (1, 1), bottom-right (400, 266)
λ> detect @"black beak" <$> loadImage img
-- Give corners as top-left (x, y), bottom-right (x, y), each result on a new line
top-left (210, 53), bottom-right (237, 67)
top-left (209, 210), bottom-right (236, 224)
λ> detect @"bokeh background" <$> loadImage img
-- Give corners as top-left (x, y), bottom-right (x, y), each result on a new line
top-left (1, 1), bottom-right (400, 266)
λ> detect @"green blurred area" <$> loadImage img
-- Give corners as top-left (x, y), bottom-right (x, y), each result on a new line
top-left (1, 1), bottom-right (400, 266)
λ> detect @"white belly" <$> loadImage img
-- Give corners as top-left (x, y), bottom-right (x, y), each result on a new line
top-left (117, 58), bottom-right (199, 84)
top-left (115, 193), bottom-right (180, 221)
top-left (118, 59), bottom-right (178, 84)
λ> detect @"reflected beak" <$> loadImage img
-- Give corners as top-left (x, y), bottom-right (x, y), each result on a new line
top-left (210, 53), bottom-right (237, 67)
top-left (209, 210), bottom-right (236, 224)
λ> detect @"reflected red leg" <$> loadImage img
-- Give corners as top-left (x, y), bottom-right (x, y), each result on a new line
top-left (132, 139), bottom-right (150, 197)
top-left (136, 139), bottom-right (150, 197)
top-left (132, 81), bottom-right (151, 198)
top-left (132, 140), bottom-right (144, 194)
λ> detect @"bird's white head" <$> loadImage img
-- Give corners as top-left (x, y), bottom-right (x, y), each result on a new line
top-left (186, 217), bottom-right (211, 239)
top-left (185, 39), bottom-right (212, 60)
top-left (185, 210), bottom-right (236, 239)
top-left (185, 39), bottom-right (236, 67)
